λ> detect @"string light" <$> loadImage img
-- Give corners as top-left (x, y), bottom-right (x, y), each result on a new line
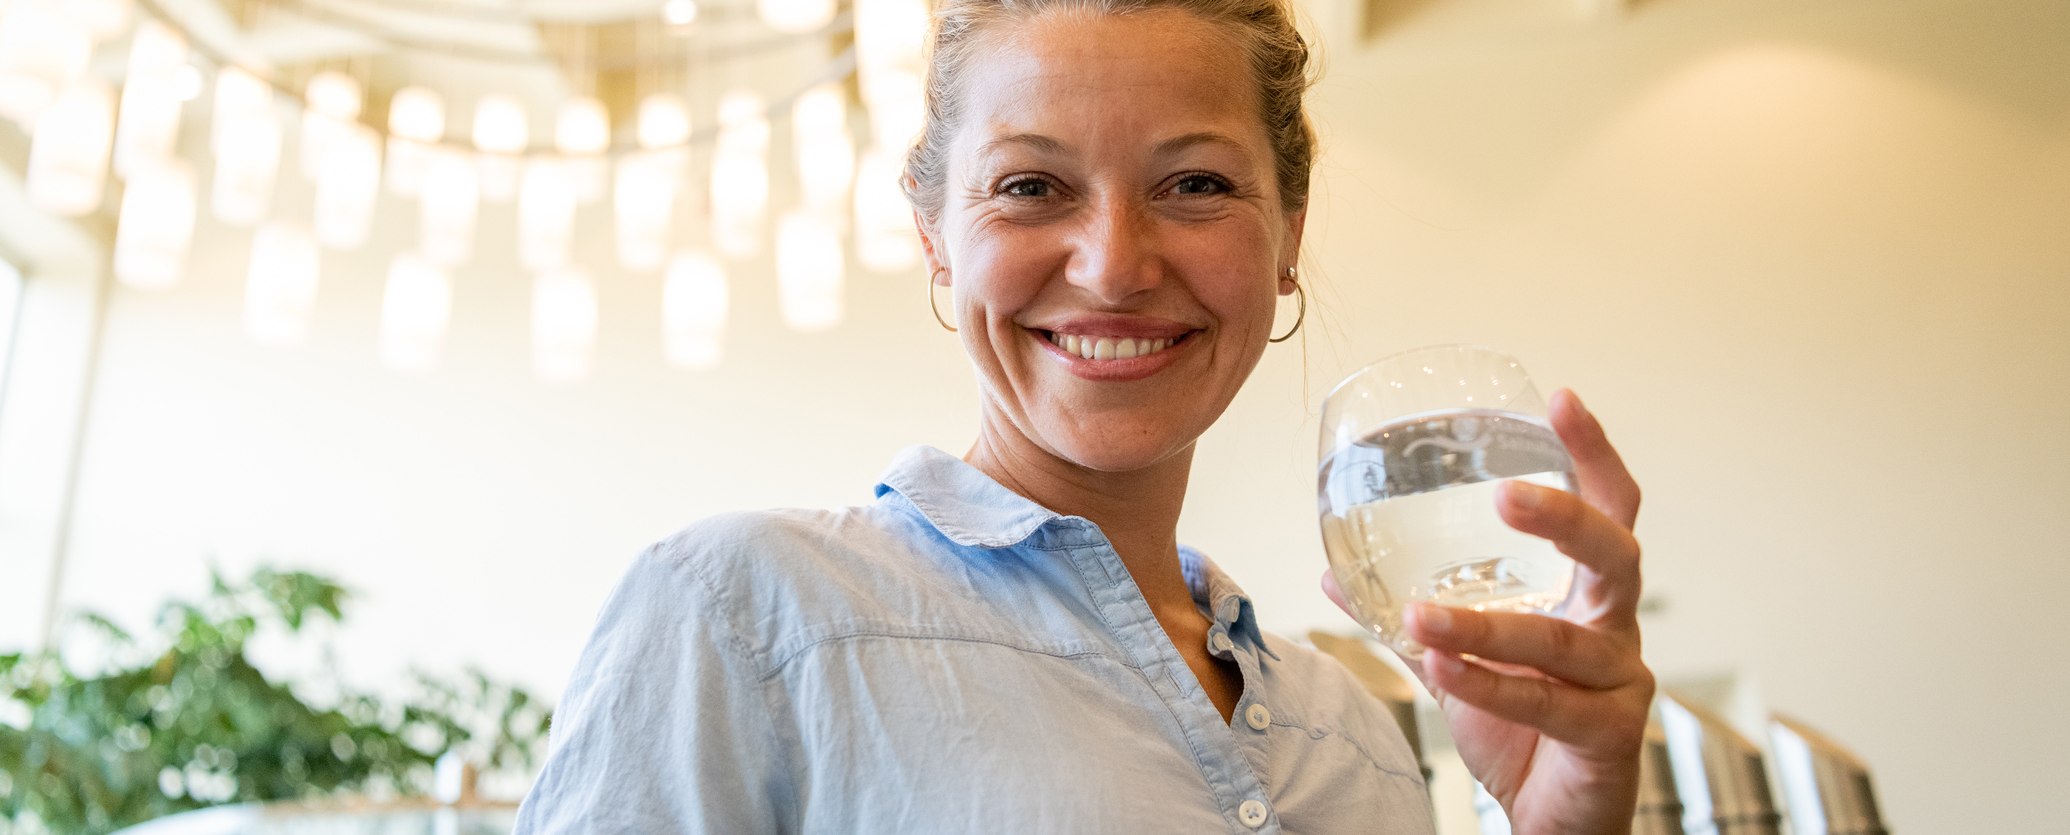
top-left (0, 0), bottom-right (93, 127)
top-left (300, 71), bottom-right (362, 181)
top-left (379, 253), bottom-right (452, 373)
top-left (776, 210), bottom-right (844, 332)
top-left (472, 94), bottom-right (527, 202)
top-left (386, 86), bottom-right (444, 197)
top-left (313, 123), bottom-right (381, 250)
top-left (24, 79), bottom-right (116, 217)
top-left (244, 221), bottom-right (321, 346)
top-left (758, 0), bottom-right (836, 34)
top-left (112, 159), bottom-right (197, 289)
top-left (554, 97), bottom-right (610, 204)
top-left (8, 1), bottom-right (936, 376)
top-left (420, 148), bottom-right (479, 267)
top-left (711, 91), bottom-right (770, 259)
top-left (113, 19), bottom-right (186, 179)
top-left (663, 251), bottom-right (728, 368)
top-left (532, 269), bottom-right (598, 382)
top-left (209, 67), bottom-right (280, 226)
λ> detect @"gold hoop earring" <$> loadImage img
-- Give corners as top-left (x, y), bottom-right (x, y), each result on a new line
top-left (928, 267), bottom-right (957, 333)
top-left (1269, 279), bottom-right (1305, 343)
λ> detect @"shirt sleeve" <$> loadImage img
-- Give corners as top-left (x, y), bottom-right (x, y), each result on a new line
top-left (513, 542), bottom-right (793, 834)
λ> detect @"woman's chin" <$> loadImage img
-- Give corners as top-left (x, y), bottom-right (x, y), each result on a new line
top-left (1041, 432), bottom-right (1195, 475)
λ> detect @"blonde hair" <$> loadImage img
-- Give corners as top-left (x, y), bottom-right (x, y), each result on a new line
top-left (902, 0), bottom-right (1318, 225)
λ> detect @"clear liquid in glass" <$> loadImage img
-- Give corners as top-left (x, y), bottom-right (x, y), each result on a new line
top-left (1318, 407), bottom-right (1576, 658)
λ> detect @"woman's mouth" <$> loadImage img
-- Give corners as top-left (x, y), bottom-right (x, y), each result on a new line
top-left (1031, 328), bottom-right (1197, 382)
top-left (1043, 332), bottom-right (1183, 361)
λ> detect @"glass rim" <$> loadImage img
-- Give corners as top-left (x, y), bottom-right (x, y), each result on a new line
top-left (1320, 342), bottom-right (1528, 408)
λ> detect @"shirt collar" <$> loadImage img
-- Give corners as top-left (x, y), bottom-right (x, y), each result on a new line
top-left (873, 445), bottom-right (1061, 548)
top-left (875, 445), bottom-right (1277, 659)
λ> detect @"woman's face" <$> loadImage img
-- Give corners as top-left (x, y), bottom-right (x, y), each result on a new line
top-left (921, 8), bottom-right (1304, 474)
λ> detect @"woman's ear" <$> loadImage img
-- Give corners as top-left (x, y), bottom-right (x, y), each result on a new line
top-left (914, 207), bottom-right (950, 284)
top-left (1281, 208), bottom-right (1308, 294)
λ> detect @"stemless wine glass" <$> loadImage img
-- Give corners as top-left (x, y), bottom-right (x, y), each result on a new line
top-left (1317, 345), bottom-right (1577, 659)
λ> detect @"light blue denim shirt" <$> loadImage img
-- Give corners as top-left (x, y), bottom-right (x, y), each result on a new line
top-left (515, 446), bottom-right (1432, 834)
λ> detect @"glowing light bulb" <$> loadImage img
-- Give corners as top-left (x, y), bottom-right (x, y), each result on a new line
top-left (776, 210), bottom-right (843, 331)
top-left (386, 85), bottom-right (444, 196)
top-left (24, 79), bottom-right (116, 216)
top-left (379, 252), bottom-right (452, 373)
top-left (244, 221), bottom-right (321, 346)
top-left (532, 269), bottom-right (598, 382)
top-left (113, 19), bottom-right (186, 179)
top-left (112, 159), bottom-right (196, 288)
top-left (663, 250), bottom-right (728, 368)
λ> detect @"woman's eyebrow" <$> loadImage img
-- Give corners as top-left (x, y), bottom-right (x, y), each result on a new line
top-left (1152, 131), bottom-right (1252, 160)
top-left (978, 133), bottom-right (1071, 158)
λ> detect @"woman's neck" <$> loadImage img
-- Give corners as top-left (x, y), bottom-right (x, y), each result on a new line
top-left (963, 413), bottom-right (1199, 615)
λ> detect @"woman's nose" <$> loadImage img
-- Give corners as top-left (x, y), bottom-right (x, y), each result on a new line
top-left (1062, 198), bottom-right (1162, 304)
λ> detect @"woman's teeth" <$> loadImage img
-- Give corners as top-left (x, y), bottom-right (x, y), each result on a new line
top-left (1046, 332), bottom-right (1178, 361)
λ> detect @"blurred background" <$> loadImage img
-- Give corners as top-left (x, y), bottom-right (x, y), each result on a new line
top-left (0, 0), bottom-right (2063, 832)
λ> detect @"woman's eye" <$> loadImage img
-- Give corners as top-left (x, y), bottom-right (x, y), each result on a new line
top-left (1002, 178), bottom-right (1051, 198)
top-left (1172, 174), bottom-right (1230, 196)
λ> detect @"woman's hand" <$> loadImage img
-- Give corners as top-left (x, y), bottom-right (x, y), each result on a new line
top-left (1322, 388), bottom-right (1653, 835)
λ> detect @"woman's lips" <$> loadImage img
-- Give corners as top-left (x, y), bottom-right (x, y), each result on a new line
top-left (1030, 327), bottom-right (1196, 382)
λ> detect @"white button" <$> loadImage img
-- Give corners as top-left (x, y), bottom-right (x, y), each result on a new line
top-left (1209, 631), bottom-right (1235, 654)
top-left (1239, 799), bottom-right (1269, 828)
top-left (1245, 703), bottom-right (1272, 731)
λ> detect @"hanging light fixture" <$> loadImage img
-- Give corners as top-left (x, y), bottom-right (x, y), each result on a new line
top-left (519, 157), bottom-right (576, 271)
top-left (113, 18), bottom-right (186, 179)
top-left (0, 0), bottom-right (92, 127)
top-left (554, 96), bottom-right (609, 204)
top-left (299, 70), bottom-right (361, 181)
top-left (24, 79), bottom-right (116, 216)
top-left (471, 93), bottom-right (527, 202)
top-left (70, 0), bottom-right (133, 42)
top-left (758, 0), bottom-right (836, 35)
top-left (711, 90), bottom-right (769, 259)
top-left (532, 268), bottom-right (598, 382)
top-left (613, 151), bottom-right (674, 271)
top-left (853, 146), bottom-right (919, 272)
top-left (244, 221), bottom-right (321, 346)
top-left (420, 147), bottom-right (479, 266)
top-left (776, 209), bottom-right (843, 332)
top-left (637, 92), bottom-right (692, 150)
top-left (313, 122), bottom-right (381, 250)
top-left (863, 67), bottom-right (924, 153)
top-left (663, 250), bottom-right (728, 368)
top-left (614, 93), bottom-right (691, 270)
top-left (209, 66), bottom-right (280, 226)
top-left (386, 85), bottom-right (444, 197)
top-left (112, 159), bottom-right (197, 289)
top-left (661, 0), bottom-right (699, 27)
top-left (792, 83), bottom-right (855, 215)
top-left (379, 252), bottom-right (452, 372)
top-left (854, 0), bottom-right (927, 69)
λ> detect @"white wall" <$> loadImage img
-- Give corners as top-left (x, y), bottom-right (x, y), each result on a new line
top-left (4, 0), bottom-right (2064, 832)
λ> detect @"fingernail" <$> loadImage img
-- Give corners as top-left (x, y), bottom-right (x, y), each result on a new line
top-left (1569, 390), bottom-right (1593, 419)
top-left (1506, 480), bottom-right (1545, 510)
top-left (1429, 651), bottom-right (1465, 676)
top-left (1412, 602), bottom-right (1453, 635)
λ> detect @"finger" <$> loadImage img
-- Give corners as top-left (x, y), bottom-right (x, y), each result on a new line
top-left (1320, 569), bottom-right (1350, 618)
top-left (1405, 603), bottom-right (1636, 689)
top-left (1549, 389), bottom-right (1641, 530)
top-left (1423, 649), bottom-right (1649, 746)
top-left (1496, 480), bottom-right (1642, 591)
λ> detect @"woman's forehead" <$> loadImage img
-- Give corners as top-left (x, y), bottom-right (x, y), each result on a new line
top-left (951, 10), bottom-right (1265, 153)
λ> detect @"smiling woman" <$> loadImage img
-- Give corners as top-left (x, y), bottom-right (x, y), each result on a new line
top-left (514, 1), bottom-right (1651, 833)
